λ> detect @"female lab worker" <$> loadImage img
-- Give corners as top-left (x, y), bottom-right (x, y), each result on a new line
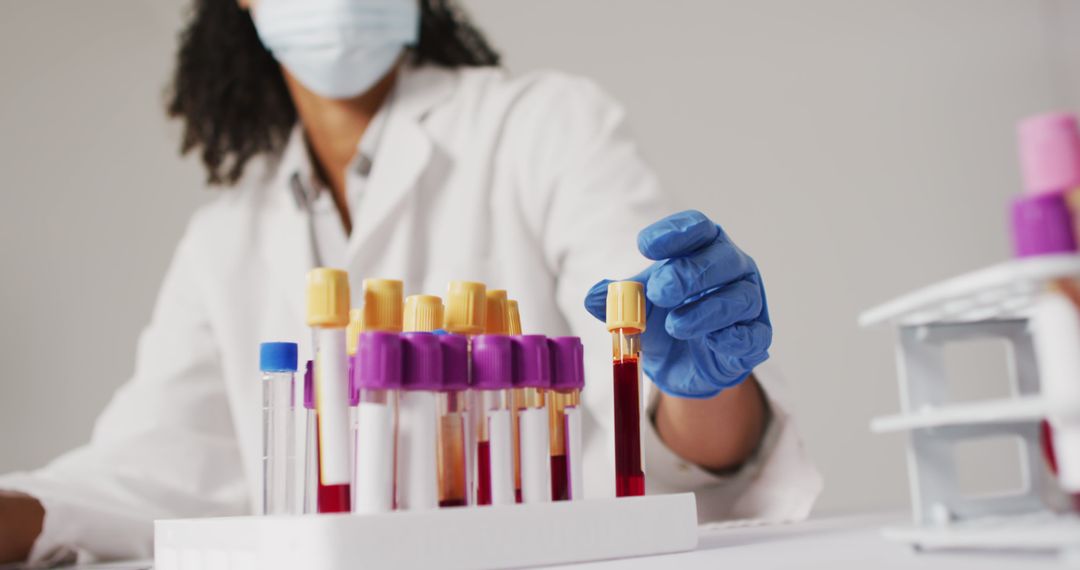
top-left (0, 0), bottom-right (820, 563)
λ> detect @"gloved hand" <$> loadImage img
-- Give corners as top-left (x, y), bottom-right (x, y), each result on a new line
top-left (585, 210), bottom-right (772, 399)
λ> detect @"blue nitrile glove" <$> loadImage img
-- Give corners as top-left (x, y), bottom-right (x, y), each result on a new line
top-left (584, 210), bottom-right (772, 399)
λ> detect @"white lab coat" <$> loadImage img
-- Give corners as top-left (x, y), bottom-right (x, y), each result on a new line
top-left (0, 63), bottom-right (821, 563)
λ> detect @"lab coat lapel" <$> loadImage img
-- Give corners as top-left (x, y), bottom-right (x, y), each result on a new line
top-left (345, 66), bottom-right (456, 267)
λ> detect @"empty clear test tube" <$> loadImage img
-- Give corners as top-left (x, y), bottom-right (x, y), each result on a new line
top-left (397, 332), bottom-right (442, 510)
top-left (470, 335), bottom-right (516, 506)
top-left (511, 335), bottom-right (552, 504)
top-left (437, 334), bottom-right (469, 507)
top-left (306, 268), bottom-right (352, 513)
top-left (301, 361), bottom-right (318, 514)
top-left (607, 281), bottom-right (646, 497)
top-left (352, 331), bottom-right (402, 514)
top-left (548, 337), bottom-right (585, 501)
top-left (260, 342), bottom-right (297, 515)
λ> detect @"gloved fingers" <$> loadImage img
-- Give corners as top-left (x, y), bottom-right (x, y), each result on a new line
top-left (646, 242), bottom-right (756, 308)
top-left (583, 265), bottom-right (654, 322)
top-left (689, 343), bottom-right (767, 391)
top-left (664, 279), bottom-right (763, 340)
top-left (703, 320), bottom-right (773, 359)
top-left (636, 210), bottom-right (719, 261)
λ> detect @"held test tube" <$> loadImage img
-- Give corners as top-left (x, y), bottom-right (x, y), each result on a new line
top-left (548, 337), bottom-right (586, 501)
top-left (471, 335), bottom-right (516, 505)
top-left (512, 335), bottom-right (552, 504)
top-left (437, 334), bottom-right (470, 507)
top-left (260, 342), bottom-right (298, 515)
top-left (397, 332), bottom-right (442, 510)
top-left (607, 281), bottom-right (646, 497)
top-left (352, 331), bottom-right (402, 514)
top-left (306, 268), bottom-right (352, 513)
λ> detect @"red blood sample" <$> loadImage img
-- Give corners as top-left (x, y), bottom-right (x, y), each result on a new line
top-left (439, 498), bottom-right (467, 508)
top-left (613, 359), bottom-right (645, 497)
top-left (515, 488), bottom-right (522, 504)
top-left (476, 440), bottom-right (492, 506)
top-left (550, 454), bottom-right (569, 501)
top-left (315, 417), bottom-right (352, 513)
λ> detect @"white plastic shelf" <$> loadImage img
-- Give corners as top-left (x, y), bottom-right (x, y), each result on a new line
top-left (858, 254), bottom-right (1080, 328)
top-left (155, 493), bottom-right (698, 570)
top-left (871, 395), bottom-right (1047, 433)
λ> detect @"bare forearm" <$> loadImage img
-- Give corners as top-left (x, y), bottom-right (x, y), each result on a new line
top-left (0, 491), bottom-right (44, 563)
top-left (654, 374), bottom-right (767, 472)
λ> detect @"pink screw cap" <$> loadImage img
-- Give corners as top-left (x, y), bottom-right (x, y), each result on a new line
top-left (1018, 112), bottom-right (1080, 195)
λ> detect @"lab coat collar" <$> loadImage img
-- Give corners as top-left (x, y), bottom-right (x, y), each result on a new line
top-left (258, 63), bottom-right (457, 327)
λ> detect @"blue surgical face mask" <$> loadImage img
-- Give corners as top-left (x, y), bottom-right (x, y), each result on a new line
top-left (252, 0), bottom-right (420, 99)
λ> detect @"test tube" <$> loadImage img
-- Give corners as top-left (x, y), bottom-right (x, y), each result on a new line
top-left (548, 337), bottom-right (586, 501)
top-left (437, 334), bottom-right (469, 507)
top-left (444, 281), bottom-right (487, 505)
top-left (507, 300), bottom-right (522, 335)
top-left (607, 281), bottom-right (646, 497)
top-left (301, 361), bottom-right (318, 514)
top-left (260, 342), bottom-right (298, 515)
top-left (352, 331), bottom-right (402, 514)
top-left (470, 335), bottom-right (516, 506)
top-left (511, 335), bottom-right (552, 504)
top-left (397, 332), bottom-right (442, 510)
top-left (306, 268), bottom-right (352, 513)
top-left (483, 289), bottom-right (523, 502)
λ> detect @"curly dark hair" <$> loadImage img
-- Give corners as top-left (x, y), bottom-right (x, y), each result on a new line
top-left (166, 0), bottom-right (500, 186)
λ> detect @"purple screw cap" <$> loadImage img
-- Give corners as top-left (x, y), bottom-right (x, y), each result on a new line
top-left (402, 332), bottom-right (443, 390)
top-left (439, 334), bottom-right (468, 391)
top-left (549, 336), bottom-right (585, 391)
top-left (512, 335), bottom-right (551, 389)
top-left (356, 331), bottom-right (403, 390)
top-left (303, 360), bottom-right (314, 410)
top-left (1011, 192), bottom-right (1077, 257)
top-left (472, 335), bottom-right (512, 390)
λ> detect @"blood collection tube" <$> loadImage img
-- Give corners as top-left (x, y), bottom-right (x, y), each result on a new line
top-left (260, 342), bottom-right (298, 515)
top-left (548, 337), bottom-right (586, 501)
top-left (507, 300), bottom-right (522, 335)
top-left (352, 331), bottom-right (402, 514)
top-left (444, 281), bottom-right (487, 505)
top-left (511, 335), bottom-right (552, 504)
top-left (607, 281), bottom-right (646, 497)
top-left (485, 290), bottom-right (510, 335)
top-left (397, 332), bottom-right (442, 510)
top-left (301, 361), bottom-right (318, 514)
top-left (437, 334), bottom-right (470, 507)
top-left (470, 335), bottom-right (516, 506)
top-left (306, 268), bottom-right (352, 513)
top-left (483, 289), bottom-right (524, 503)
top-left (361, 278), bottom-right (404, 333)
top-left (404, 294), bottom-right (444, 333)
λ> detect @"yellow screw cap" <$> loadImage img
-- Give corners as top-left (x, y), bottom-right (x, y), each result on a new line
top-left (444, 281), bottom-right (487, 335)
top-left (485, 289), bottom-right (509, 335)
top-left (507, 299), bottom-right (522, 335)
top-left (346, 309), bottom-right (363, 356)
top-left (606, 281), bottom-right (646, 333)
top-left (404, 294), bottom-right (444, 332)
top-left (306, 268), bottom-right (350, 328)
top-left (362, 278), bottom-right (404, 332)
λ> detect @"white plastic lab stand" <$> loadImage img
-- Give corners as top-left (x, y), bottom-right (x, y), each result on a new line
top-left (154, 493), bottom-right (698, 570)
top-left (859, 254), bottom-right (1080, 560)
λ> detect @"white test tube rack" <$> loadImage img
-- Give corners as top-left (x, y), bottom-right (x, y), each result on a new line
top-left (860, 253), bottom-right (1080, 559)
top-left (154, 493), bottom-right (697, 570)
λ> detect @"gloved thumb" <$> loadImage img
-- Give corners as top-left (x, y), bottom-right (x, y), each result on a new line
top-left (583, 266), bottom-right (654, 323)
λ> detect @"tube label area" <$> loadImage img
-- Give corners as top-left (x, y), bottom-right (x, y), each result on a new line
top-left (353, 402), bottom-right (396, 514)
top-left (316, 328), bottom-right (352, 486)
top-left (398, 391), bottom-right (439, 510)
top-left (519, 408), bottom-right (552, 503)
top-left (488, 409), bottom-right (516, 505)
top-left (564, 406), bottom-right (584, 500)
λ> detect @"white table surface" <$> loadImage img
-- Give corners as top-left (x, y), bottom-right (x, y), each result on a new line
top-left (567, 512), bottom-right (1068, 569)
top-left (7, 512), bottom-right (1068, 569)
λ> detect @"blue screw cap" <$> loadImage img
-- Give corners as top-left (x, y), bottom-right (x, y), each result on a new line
top-left (260, 342), bottom-right (298, 373)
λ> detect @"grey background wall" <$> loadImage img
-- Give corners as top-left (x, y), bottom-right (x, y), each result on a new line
top-left (1, 0), bottom-right (1078, 514)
